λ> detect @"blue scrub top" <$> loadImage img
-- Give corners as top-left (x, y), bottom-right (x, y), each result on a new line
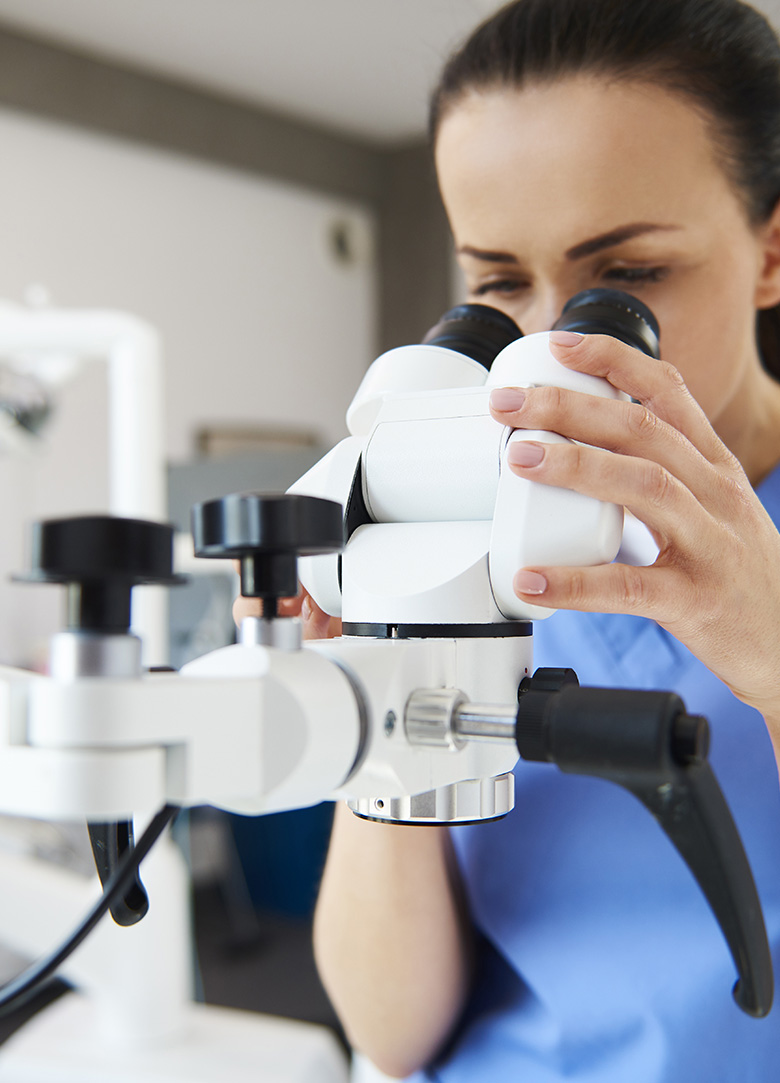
top-left (411, 467), bottom-right (780, 1082)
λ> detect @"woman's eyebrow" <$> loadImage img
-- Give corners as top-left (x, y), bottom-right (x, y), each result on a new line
top-left (456, 223), bottom-right (679, 265)
top-left (456, 245), bottom-right (519, 263)
top-left (565, 223), bottom-right (680, 260)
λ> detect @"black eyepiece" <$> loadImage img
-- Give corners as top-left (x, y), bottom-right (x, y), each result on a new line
top-left (423, 303), bottom-right (521, 370)
top-left (553, 289), bottom-right (660, 358)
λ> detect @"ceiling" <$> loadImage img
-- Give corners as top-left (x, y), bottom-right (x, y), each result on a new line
top-left (0, 0), bottom-right (776, 145)
top-left (0, 0), bottom-right (504, 144)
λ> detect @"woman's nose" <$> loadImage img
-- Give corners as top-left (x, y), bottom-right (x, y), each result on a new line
top-left (516, 290), bottom-right (568, 335)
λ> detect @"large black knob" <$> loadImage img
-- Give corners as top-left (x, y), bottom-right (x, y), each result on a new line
top-left (18, 515), bottom-right (184, 632)
top-left (191, 493), bottom-right (343, 614)
top-left (16, 515), bottom-right (184, 927)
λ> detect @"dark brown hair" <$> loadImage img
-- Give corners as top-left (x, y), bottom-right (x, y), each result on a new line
top-left (430, 0), bottom-right (780, 378)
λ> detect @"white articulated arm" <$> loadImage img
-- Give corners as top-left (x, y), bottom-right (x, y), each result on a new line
top-left (0, 648), bottom-right (362, 821)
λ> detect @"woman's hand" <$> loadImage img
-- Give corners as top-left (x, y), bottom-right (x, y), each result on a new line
top-left (232, 586), bottom-right (341, 640)
top-left (489, 330), bottom-right (780, 744)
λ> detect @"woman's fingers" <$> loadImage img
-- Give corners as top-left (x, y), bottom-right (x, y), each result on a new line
top-left (231, 589), bottom-right (342, 636)
top-left (232, 593), bottom-right (263, 626)
top-left (302, 593), bottom-right (342, 640)
top-left (503, 436), bottom-right (706, 554)
top-left (512, 559), bottom-right (684, 618)
top-left (485, 332), bottom-right (780, 719)
top-left (491, 383), bottom-right (735, 512)
top-left (547, 331), bottom-right (738, 471)
top-left (231, 587), bottom-right (340, 639)
top-left (489, 331), bottom-right (752, 545)
top-left (232, 585), bottom-right (304, 627)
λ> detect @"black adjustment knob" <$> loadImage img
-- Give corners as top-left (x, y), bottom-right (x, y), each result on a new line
top-left (191, 493), bottom-right (343, 615)
top-left (15, 515), bottom-right (185, 928)
top-left (17, 515), bottom-right (185, 632)
top-left (518, 667), bottom-right (579, 697)
top-left (516, 668), bottom-right (580, 764)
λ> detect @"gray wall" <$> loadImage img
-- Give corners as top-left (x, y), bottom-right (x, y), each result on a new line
top-left (0, 24), bottom-right (452, 353)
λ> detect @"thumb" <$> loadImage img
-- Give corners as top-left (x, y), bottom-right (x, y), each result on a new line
top-left (302, 592), bottom-right (341, 640)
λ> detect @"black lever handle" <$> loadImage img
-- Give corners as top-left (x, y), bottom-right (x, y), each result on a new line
top-left (516, 674), bottom-right (773, 1017)
top-left (87, 820), bottom-right (149, 926)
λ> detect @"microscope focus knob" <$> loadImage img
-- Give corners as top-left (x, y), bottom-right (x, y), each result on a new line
top-left (16, 515), bottom-right (184, 928)
top-left (191, 493), bottom-right (343, 610)
top-left (17, 515), bottom-right (183, 631)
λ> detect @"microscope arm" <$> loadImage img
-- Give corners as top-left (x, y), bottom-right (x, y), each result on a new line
top-left (0, 649), bottom-right (361, 821)
top-left (0, 635), bottom-right (516, 821)
top-left (0, 623), bottom-right (771, 1017)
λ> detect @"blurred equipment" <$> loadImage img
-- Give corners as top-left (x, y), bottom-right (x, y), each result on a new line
top-left (0, 299), bottom-right (347, 1082)
top-left (0, 296), bottom-right (167, 663)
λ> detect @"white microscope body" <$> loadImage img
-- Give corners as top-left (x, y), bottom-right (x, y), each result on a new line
top-left (284, 320), bottom-right (625, 820)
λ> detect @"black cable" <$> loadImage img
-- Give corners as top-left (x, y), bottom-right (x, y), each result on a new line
top-left (0, 803), bottom-right (180, 1019)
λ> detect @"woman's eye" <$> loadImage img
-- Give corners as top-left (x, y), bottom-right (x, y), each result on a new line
top-left (471, 279), bottom-right (527, 298)
top-left (602, 266), bottom-right (669, 286)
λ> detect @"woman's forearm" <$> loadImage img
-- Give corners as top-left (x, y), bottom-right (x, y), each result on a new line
top-left (313, 803), bottom-right (474, 1078)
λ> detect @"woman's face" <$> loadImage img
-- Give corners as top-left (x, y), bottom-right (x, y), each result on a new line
top-left (434, 77), bottom-right (780, 437)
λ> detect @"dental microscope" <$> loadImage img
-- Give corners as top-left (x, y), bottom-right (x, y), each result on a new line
top-left (0, 289), bottom-right (772, 1074)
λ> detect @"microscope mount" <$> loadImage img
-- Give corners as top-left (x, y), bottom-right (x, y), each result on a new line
top-left (0, 290), bottom-right (772, 1026)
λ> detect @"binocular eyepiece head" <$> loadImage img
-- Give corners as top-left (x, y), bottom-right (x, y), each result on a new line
top-left (422, 303), bottom-right (521, 369)
top-left (423, 288), bottom-right (660, 369)
top-left (553, 288), bottom-right (660, 359)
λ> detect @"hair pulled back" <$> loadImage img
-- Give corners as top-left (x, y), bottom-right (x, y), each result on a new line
top-left (430, 0), bottom-right (780, 377)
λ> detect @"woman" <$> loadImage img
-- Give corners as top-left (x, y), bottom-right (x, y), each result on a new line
top-left (311, 0), bottom-right (780, 1078)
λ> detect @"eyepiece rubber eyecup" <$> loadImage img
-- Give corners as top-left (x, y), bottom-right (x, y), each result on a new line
top-left (554, 288), bottom-right (660, 358)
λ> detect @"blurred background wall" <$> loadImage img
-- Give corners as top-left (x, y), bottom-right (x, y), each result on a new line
top-left (0, 6), bottom-right (459, 666)
top-left (0, 103), bottom-right (379, 663)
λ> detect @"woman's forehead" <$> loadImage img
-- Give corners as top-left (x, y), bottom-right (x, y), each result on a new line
top-left (434, 76), bottom-right (736, 246)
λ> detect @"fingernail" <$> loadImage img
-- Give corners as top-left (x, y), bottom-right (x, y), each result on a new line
top-left (549, 330), bottom-right (583, 347)
top-left (301, 595), bottom-right (312, 622)
top-left (514, 570), bottom-right (548, 595)
top-left (507, 441), bottom-right (545, 467)
top-left (490, 388), bottom-right (526, 412)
